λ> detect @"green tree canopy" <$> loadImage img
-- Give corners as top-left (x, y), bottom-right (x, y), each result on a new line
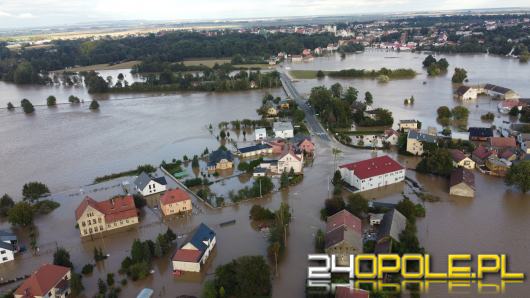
top-left (47, 95), bottom-right (57, 107)
top-left (7, 202), bottom-right (34, 226)
top-left (451, 67), bottom-right (468, 83)
top-left (53, 247), bottom-right (74, 268)
top-left (89, 100), bottom-right (100, 110)
top-left (20, 99), bottom-right (35, 114)
top-left (22, 181), bottom-right (50, 202)
top-left (505, 161), bottom-right (530, 193)
top-left (213, 255), bottom-right (271, 298)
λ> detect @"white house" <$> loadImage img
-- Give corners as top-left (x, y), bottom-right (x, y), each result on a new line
top-left (255, 128), bottom-right (267, 140)
top-left (172, 223), bottom-right (216, 273)
top-left (383, 129), bottom-right (400, 146)
top-left (276, 151), bottom-right (304, 174)
top-left (338, 155), bottom-right (405, 192)
top-left (273, 122), bottom-right (294, 139)
top-left (134, 172), bottom-right (167, 196)
top-left (455, 86), bottom-right (478, 100)
top-left (0, 230), bottom-right (17, 264)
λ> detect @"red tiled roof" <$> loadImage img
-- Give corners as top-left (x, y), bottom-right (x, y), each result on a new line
top-left (339, 155), bottom-right (404, 180)
top-left (326, 209), bottom-right (362, 234)
top-left (160, 189), bottom-right (191, 206)
top-left (472, 145), bottom-right (494, 160)
top-left (449, 149), bottom-right (467, 162)
top-left (75, 195), bottom-right (137, 223)
top-left (335, 287), bottom-right (370, 298)
top-left (15, 264), bottom-right (70, 297)
top-left (489, 137), bottom-right (516, 148)
top-left (172, 249), bottom-right (201, 263)
top-left (450, 168), bottom-right (475, 189)
top-left (498, 149), bottom-right (516, 159)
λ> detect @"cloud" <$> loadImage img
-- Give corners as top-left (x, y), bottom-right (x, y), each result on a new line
top-left (17, 13), bottom-right (34, 18)
top-left (0, 10), bottom-right (12, 17)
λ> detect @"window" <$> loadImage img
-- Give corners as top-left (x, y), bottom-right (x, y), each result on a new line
top-left (92, 219), bottom-right (96, 224)
top-left (98, 218), bottom-right (102, 223)
top-left (100, 226), bottom-right (103, 231)
top-left (83, 229), bottom-right (87, 234)
top-left (82, 221), bottom-right (86, 227)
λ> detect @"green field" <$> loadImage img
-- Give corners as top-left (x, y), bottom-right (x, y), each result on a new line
top-left (182, 58), bottom-right (231, 67)
top-left (289, 70), bottom-right (324, 79)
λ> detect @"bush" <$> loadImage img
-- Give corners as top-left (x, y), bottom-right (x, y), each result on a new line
top-left (21, 98), bottom-right (35, 114)
top-left (250, 205), bottom-right (275, 221)
top-left (89, 100), bottom-right (100, 110)
top-left (33, 200), bottom-right (60, 214)
top-left (82, 264), bottom-right (94, 275)
top-left (46, 96), bottom-right (57, 106)
top-left (481, 112), bottom-right (495, 122)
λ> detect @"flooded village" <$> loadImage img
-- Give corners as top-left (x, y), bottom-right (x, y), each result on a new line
top-left (1, 48), bottom-right (530, 298)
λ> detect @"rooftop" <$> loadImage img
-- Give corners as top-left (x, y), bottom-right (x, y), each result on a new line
top-left (75, 195), bottom-right (137, 223)
top-left (449, 149), bottom-right (468, 162)
top-left (484, 83), bottom-right (514, 95)
top-left (450, 168), bottom-right (475, 189)
top-left (208, 149), bottom-right (233, 166)
top-left (160, 188), bottom-right (191, 206)
top-left (339, 155), bottom-right (404, 180)
top-left (456, 85), bottom-right (471, 96)
top-left (489, 137), bottom-right (516, 148)
top-left (408, 130), bottom-right (437, 143)
top-left (172, 249), bottom-right (202, 263)
top-left (134, 172), bottom-right (166, 190)
top-left (377, 209), bottom-right (407, 242)
top-left (238, 143), bottom-right (272, 154)
top-left (326, 209), bottom-right (362, 234)
top-left (399, 119), bottom-right (418, 124)
top-left (273, 121), bottom-right (293, 131)
top-left (468, 127), bottom-right (494, 138)
top-left (15, 264), bottom-right (70, 297)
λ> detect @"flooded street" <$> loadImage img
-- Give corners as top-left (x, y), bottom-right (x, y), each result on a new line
top-left (1, 51), bottom-right (530, 297)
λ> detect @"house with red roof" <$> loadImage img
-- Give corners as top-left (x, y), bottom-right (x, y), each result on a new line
top-left (75, 195), bottom-right (139, 238)
top-left (160, 189), bottom-right (192, 216)
top-left (489, 137), bottom-right (517, 150)
top-left (450, 149), bottom-right (476, 170)
top-left (325, 210), bottom-right (363, 266)
top-left (338, 155), bottom-right (405, 192)
top-left (471, 145), bottom-right (495, 165)
top-left (449, 168), bottom-right (475, 198)
top-left (172, 223), bottom-right (216, 273)
top-left (14, 264), bottom-right (71, 298)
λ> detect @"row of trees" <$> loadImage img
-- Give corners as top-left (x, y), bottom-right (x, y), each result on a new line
top-left (0, 32), bottom-right (338, 84)
top-left (6, 98), bottom-right (99, 113)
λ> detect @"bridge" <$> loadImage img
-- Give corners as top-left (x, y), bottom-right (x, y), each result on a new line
top-left (279, 72), bottom-right (332, 142)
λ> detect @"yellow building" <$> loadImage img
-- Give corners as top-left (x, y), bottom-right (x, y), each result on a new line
top-left (160, 189), bottom-right (192, 216)
top-left (75, 196), bottom-right (139, 237)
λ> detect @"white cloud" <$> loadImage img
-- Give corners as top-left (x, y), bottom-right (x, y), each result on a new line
top-left (0, 0), bottom-right (529, 28)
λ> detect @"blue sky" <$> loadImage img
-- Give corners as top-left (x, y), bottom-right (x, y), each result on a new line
top-left (0, 0), bottom-right (529, 28)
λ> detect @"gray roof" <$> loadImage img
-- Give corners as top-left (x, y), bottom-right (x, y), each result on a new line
top-left (0, 230), bottom-right (16, 242)
top-left (484, 84), bottom-right (514, 95)
top-left (134, 172), bottom-right (166, 189)
top-left (399, 119), bottom-right (418, 124)
top-left (408, 130), bottom-right (437, 143)
top-left (0, 241), bottom-right (15, 251)
top-left (273, 121), bottom-right (293, 131)
top-left (377, 209), bottom-right (407, 242)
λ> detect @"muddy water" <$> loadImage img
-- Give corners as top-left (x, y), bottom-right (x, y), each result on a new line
top-left (0, 52), bottom-right (529, 297)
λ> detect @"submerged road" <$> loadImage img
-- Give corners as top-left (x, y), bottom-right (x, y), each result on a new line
top-left (279, 72), bottom-right (332, 142)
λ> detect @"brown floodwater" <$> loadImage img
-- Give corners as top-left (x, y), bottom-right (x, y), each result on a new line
top-left (1, 52), bottom-right (529, 297)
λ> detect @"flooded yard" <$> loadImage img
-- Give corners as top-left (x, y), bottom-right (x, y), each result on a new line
top-left (1, 51), bottom-right (530, 297)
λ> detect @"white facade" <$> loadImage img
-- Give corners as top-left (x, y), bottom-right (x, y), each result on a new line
top-left (255, 128), bottom-right (267, 140)
top-left (173, 237), bottom-right (216, 273)
top-left (460, 88), bottom-right (478, 100)
top-left (385, 133), bottom-right (399, 145)
top-left (276, 152), bottom-right (303, 174)
top-left (339, 167), bottom-right (405, 192)
top-left (0, 246), bottom-right (15, 264)
top-left (137, 179), bottom-right (166, 196)
top-left (273, 122), bottom-right (294, 139)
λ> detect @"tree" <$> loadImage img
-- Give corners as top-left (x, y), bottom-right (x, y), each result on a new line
top-left (323, 197), bottom-right (345, 219)
top-left (7, 202), bottom-right (34, 226)
top-left (68, 95), bottom-right (81, 104)
top-left (13, 61), bottom-right (39, 84)
top-left (22, 181), bottom-right (49, 202)
top-left (509, 106), bottom-right (519, 117)
top-left (117, 73), bottom-right (125, 81)
top-left (89, 100), bottom-right (100, 110)
top-left (343, 87), bottom-right (358, 104)
top-left (416, 148), bottom-right (453, 177)
top-left (364, 91), bottom-right (373, 105)
top-left (346, 194), bottom-right (368, 218)
top-left (314, 229), bottom-right (325, 253)
top-left (437, 58), bottom-right (449, 70)
top-left (520, 106), bottom-right (530, 123)
top-left (20, 99), bottom-right (35, 114)
top-left (451, 106), bottom-right (470, 121)
top-left (0, 194), bottom-right (14, 217)
top-left (107, 273), bottom-right (115, 287)
top-left (280, 172), bottom-right (289, 189)
top-left (214, 256), bottom-right (271, 298)
top-left (46, 95), bottom-right (57, 107)
top-left (332, 170), bottom-right (343, 185)
top-left (422, 54), bottom-right (437, 67)
top-left (202, 280), bottom-right (217, 298)
top-left (70, 273), bottom-right (84, 296)
top-left (330, 83), bottom-right (343, 98)
top-left (98, 278), bottom-right (107, 295)
top-left (249, 205), bottom-right (275, 221)
top-left (53, 247), bottom-right (73, 268)
top-left (131, 239), bottom-right (151, 263)
top-left (316, 70), bottom-right (325, 79)
top-left (7, 102), bottom-right (14, 110)
top-left (437, 106), bottom-right (452, 119)
top-left (268, 241), bottom-right (281, 276)
top-left (505, 160), bottom-right (530, 193)
top-left (451, 68), bottom-right (468, 83)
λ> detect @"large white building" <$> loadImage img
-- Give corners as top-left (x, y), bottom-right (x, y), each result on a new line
top-left (273, 122), bottom-right (294, 139)
top-left (338, 155), bottom-right (405, 192)
top-left (0, 230), bottom-right (17, 264)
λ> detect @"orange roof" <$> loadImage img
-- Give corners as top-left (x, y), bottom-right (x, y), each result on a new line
top-left (75, 195), bottom-right (137, 223)
top-left (15, 264), bottom-right (70, 297)
top-left (489, 137), bottom-right (516, 148)
top-left (160, 189), bottom-right (191, 206)
top-left (172, 249), bottom-right (202, 263)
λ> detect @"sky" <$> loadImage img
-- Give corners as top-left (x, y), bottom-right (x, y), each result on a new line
top-left (0, 0), bottom-right (529, 29)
